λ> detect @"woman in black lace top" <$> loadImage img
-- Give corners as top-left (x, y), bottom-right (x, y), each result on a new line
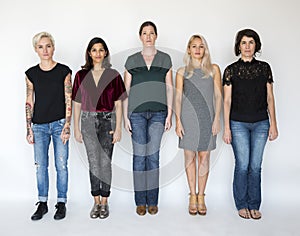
top-left (223, 29), bottom-right (278, 220)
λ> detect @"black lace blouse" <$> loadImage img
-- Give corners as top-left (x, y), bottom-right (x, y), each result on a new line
top-left (223, 58), bottom-right (273, 123)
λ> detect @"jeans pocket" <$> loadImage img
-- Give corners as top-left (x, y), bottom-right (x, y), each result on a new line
top-left (58, 118), bottom-right (66, 126)
top-left (81, 112), bottom-right (89, 121)
top-left (103, 112), bottom-right (112, 121)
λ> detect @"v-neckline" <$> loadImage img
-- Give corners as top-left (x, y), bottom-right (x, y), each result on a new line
top-left (140, 51), bottom-right (158, 71)
top-left (91, 69), bottom-right (105, 88)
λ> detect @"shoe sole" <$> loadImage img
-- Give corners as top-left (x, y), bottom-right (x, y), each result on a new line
top-left (31, 210), bottom-right (48, 221)
top-left (99, 215), bottom-right (109, 219)
top-left (189, 211), bottom-right (197, 216)
top-left (250, 210), bottom-right (261, 220)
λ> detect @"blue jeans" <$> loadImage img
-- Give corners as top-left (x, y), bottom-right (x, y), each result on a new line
top-left (32, 118), bottom-right (69, 203)
top-left (129, 111), bottom-right (167, 206)
top-left (230, 119), bottom-right (269, 210)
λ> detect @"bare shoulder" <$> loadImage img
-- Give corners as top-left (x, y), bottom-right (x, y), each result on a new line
top-left (176, 66), bottom-right (185, 75)
top-left (212, 63), bottom-right (221, 71)
top-left (212, 64), bottom-right (221, 76)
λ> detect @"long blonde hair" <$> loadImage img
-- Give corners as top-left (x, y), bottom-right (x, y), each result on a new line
top-left (183, 34), bottom-right (214, 78)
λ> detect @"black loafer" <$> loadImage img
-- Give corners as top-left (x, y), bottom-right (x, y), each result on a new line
top-left (54, 202), bottom-right (66, 220)
top-left (31, 202), bottom-right (48, 221)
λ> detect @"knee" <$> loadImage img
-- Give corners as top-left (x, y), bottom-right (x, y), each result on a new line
top-left (235, 163), bottom-right (248, 173)
top-left (133, 156), bottom-right (146, 171)
top-left (147, 153), bottom-right (159, 169)
top-left (249, 166), bottom-right (261, 174)
top-left (100, 158), bottom-right (112, 170)
top-left (55, 157), bottom-right (68, 171)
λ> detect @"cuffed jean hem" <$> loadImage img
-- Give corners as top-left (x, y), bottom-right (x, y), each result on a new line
top-left (38, 196), bottom-right (48, 202)
top-left (91, 190), bottom-right (111, 198)
top-left (57, 198), bottom-right (67, 203)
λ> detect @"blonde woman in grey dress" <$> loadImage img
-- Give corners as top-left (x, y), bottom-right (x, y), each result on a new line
top-left (175, 35), bottom-right (222, 215)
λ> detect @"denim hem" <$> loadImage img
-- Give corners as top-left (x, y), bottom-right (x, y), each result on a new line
top-left (100, 190), bottom-right (110, 198)
top-left (248, 205), bottom-right (261, 211)
top-left (57, 197), bottom-right (67, 203)
top-left (38, 196), bottom-right (48, 202)
top-left (236, 205), bottom-right (249, 211)
top-left (91, 190), bottom-right (110, 198)
top-left (91, 190), bottom-right (101, 197)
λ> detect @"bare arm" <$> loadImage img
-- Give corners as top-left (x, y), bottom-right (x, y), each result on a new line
top-left (212, 64), bottom-right (222, 136)
top-left (223, 85), bottom-right (232, 144)
top-left (123, 69), bottom-right (132, 134)
top-left (25, 76), bottom-right (34, 144)
top-left (73, 101), bottom-right (82, 143)
top-left (174, 67), bottom-right (185, 139)
top-left (61, 73), bottom-right (72, 145)
top-left (112, 100), bottom-right (122, 144)
top-left (165, 68), bottom-right (173, 131)
top-left (267, 83), bottom-right (278, 141)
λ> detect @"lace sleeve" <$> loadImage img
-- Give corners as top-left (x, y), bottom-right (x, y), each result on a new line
top-left (264, 63), bottom-right (274, 84)
top-left (222, 66), bottom-right (232, 86)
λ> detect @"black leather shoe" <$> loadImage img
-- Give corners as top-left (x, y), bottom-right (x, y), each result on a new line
top-left (31, 202), bottom-right (48, 221)
top-left (54, 202), bottom-right (66, 220)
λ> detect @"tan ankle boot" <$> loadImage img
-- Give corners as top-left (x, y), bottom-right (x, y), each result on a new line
top-left (189, 194), bottom-right (197, 215)
top-left (197, 194), bottom-right (207, 215)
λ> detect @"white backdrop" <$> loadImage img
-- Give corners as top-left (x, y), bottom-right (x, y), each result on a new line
top-left (0, 0), bottom-right (299, 228)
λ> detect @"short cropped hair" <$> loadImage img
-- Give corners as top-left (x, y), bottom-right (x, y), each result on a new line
top-left (32, 32), bottom-right (55, 49)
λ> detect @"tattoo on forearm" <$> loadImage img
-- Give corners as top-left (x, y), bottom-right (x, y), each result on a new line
top-left (64, 126), bottom-right (70, 135)
top-left (66, 116), bottom-right (71, 125)
top-left (64, 77), bottom-right (72, 125)
top-left (26, 102), bottom-right (32, 135)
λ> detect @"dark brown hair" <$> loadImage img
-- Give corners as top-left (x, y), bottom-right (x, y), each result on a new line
top-left (234, 29), bottom-right (262, 56)
top-left (139, 21), bottom-right (157, 36)
top-left (82, 37), bottom-right (111, 70)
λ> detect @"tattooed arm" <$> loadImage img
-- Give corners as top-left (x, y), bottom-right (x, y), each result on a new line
top-left (61, 73), bottom-right (72, 145)
top-left (26, 76), bottom-right (34, 144)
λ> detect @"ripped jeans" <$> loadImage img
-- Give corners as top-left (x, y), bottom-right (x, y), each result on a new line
top-left (32, 118), bottom-right (69, 203)
top-left (81, 111), bottom-right (115, 197)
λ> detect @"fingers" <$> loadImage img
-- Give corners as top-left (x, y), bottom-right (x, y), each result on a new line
top-left (75, 137), bottom-right (83, 143)
top-left (112, 135), bottom-right (121, 144)
top-left (112, 138), bottom-right (119, 144)
top-left (269, 132), bottom-right (278, 141)
top-left (125, 126), bottom-right (132, 135)
top-left (165, 122), bottom-right (172, 131)
top-left (26, 134), bottom-right (34, 144)
top-left (61, 135), bottom-right (70, 145)
top-left (176, 131), bottom-right (182, 139)
top-left (223, 135), bottom-right (231, 144)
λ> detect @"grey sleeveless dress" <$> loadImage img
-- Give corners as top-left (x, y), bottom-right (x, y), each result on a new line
top-left (178, 68), bottom-right (216, 151)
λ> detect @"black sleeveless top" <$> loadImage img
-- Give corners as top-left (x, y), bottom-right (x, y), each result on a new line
top-left (25, 63), bottom-right (71, 124)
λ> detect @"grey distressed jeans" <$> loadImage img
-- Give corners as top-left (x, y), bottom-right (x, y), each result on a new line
top-left (81, 111), bottom-right (115, 197)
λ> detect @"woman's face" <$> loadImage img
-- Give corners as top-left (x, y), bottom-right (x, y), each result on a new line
top-left (188, 37), bottom-right (205, 60)
top-left (239, 36), bottom-right (256, 59)
top-left (89, 43), bottom-right (106, 65)
top-left (35, 37), bottom-right (54, 60)
top-left (140, 25), bottom-right (157, 47)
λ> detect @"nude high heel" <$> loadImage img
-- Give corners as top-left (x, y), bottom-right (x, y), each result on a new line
top-left (189, 194), bottom-right (197, 215)
top-left (197, 194), bottom-right (207, 215)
